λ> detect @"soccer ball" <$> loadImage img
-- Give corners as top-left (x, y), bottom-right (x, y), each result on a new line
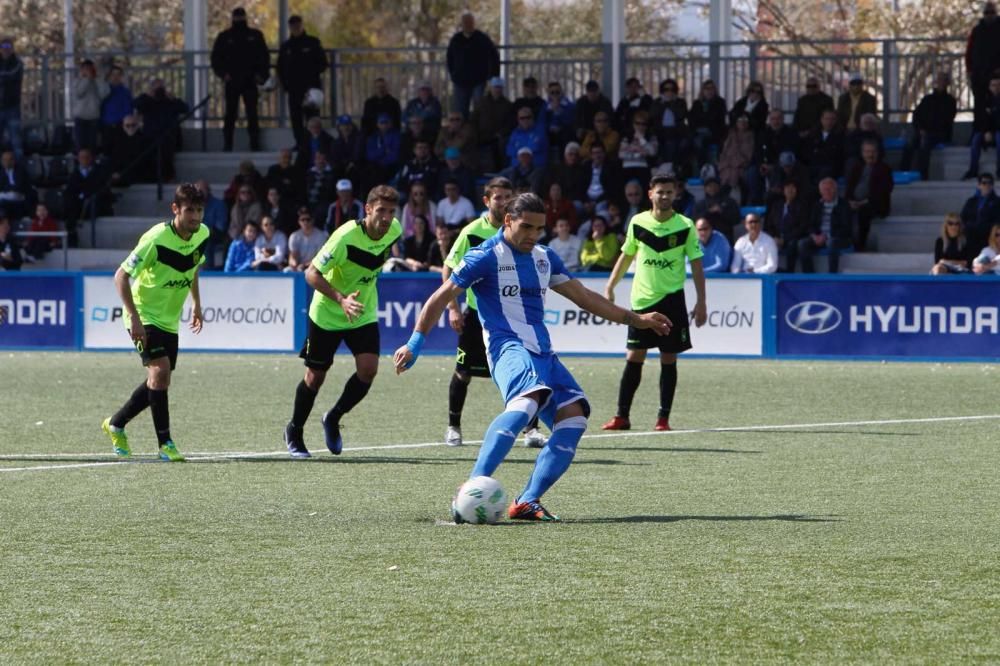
top-left (452, 476), bottom-right (508, 524)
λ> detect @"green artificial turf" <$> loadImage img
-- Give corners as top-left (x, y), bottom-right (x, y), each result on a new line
top-left (1, 352), bottom-right (998, 663)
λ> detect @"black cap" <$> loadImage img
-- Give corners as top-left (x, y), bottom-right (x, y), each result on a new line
top-left (288, 14), bottom-right (303, 24)
top-left (585, 80), bottom-right (599, 91)
top-left (232, 7), bottom-right (246, 17)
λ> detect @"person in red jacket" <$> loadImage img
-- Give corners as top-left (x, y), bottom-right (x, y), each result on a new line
top-left (845, 140), bottom-right (893, 251)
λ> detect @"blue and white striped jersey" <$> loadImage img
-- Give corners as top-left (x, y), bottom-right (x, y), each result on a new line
top-left (450, 233), bottom-right (573, 359)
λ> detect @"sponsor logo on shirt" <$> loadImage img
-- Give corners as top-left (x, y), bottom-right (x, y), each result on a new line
top-left (501, 285), bottom-right (546, 298)
top-left (163, 278), bottom-right (194, 289)
top-left (498, 265), bottom-right (516, 273)
top-left (643, 257), bottom-right (677, 270)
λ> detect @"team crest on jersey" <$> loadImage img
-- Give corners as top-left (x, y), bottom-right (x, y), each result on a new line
top-left (126, 253), bottom-right (141, 269)
top-left (191, 250), bottom-right (201, 265)
top-left (668, 235), bottom-right (678, 248)
top-left (319, 251), bottom-right (332, 265)
top-left (535, 258), bottom-right (549, 274)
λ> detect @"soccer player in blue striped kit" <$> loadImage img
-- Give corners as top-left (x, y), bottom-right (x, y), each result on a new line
top-left (393, 193), bottom-right (670, 521)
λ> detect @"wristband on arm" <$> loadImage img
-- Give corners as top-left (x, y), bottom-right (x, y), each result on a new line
top-left (405, 331), bottom-right (425, 368)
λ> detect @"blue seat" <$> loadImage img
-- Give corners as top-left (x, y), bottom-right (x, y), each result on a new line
top-left (687, 177), bottom-right (703, 187)
top-left (892, 170), bottom-right (921, 185)
top-left (740, 206), bottom-right (766, 218)
top-left (884, 137), bottom-right (906, 150)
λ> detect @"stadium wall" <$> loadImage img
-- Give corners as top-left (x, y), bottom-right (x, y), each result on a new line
top-left (1, 272), bottom-right (998, 362)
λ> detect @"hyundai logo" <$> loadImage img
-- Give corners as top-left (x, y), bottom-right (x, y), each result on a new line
top-left (785, 301), bottom-right (842, 335)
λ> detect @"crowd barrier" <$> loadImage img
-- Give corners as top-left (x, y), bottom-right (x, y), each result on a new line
top-left (1, 272), bottom-right (998, 362)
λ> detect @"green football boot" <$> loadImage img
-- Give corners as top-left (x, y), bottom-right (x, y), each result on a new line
top-left (102, 417), bottom-right (131, 457)
top-left (158, 440), bottom-right (186, 462)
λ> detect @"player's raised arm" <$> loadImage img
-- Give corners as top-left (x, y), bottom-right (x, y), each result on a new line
top-left (552, 278), bottom-right (671, 334)
top-left (393, 280), bottom-right (466, 373)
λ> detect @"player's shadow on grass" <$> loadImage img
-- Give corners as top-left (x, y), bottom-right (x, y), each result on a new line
top-left (721, 429), bottom-right (918, 437)
top-left (569, 514), bottom-right (842, 524)
top-left (199, 455), bottom-right (453, 465)
top-left (583, 446), bottom-right (761, 454)
top-left (453, 457), bottom-right (646, 467)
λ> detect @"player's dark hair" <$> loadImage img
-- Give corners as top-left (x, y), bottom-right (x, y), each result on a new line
top-left (506, 192), bottom-right (545, 220)
top-left (173, 183), bottom-right (205, 208)
top-left (649, 175), bottom-right (677, 189)
top-left (483, 176), bottom-right (513, 195)
top-left (367, 184), bottom-right (400, 206)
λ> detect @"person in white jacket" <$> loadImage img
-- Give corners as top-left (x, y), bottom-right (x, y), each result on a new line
top-left (253, 216), bottom-right (288, 270)
top-left (730, 213), bottom-right (778, 273)
top-left (73, 59), bottom-right (109, 152)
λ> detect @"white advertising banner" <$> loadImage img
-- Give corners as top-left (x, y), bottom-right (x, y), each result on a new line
top-left (83, 275), bottom-right (296, 351)
top-left (545, 276), bottom-right (762, 356)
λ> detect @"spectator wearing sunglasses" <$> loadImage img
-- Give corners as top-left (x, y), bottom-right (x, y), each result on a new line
top-left (729, 81), bottom-right (769, 132)
top-left (792, 77), bottom-right (834, 138)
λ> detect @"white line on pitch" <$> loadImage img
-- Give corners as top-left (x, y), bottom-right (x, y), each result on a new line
top-left (2, 413), bottom-right (998, 473)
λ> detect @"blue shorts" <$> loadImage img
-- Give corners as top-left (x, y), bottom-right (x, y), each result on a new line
top-left (490, 344), bottom-right (590, 428)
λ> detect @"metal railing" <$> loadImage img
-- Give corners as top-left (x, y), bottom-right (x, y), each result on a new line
top-left (12, 37), bottom-right (970, 133)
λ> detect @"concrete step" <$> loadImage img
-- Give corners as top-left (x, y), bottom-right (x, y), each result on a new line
top-left (871, 215), bottom-right (939, 253)
top-left (22, 248), bottom-right (124, 271)
top-left (112, 184), bottom-right (228, 216)
top-left (78, 216), bottom-right (162, 250)
top-left (174, 151), bottom-right (278, 183)
top-left (839, 252), bottom-right (930, 274)
top-left (180, 127), bottom-right (296, 154)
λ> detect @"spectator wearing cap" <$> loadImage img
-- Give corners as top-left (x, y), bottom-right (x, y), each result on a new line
top-left (295, 115), bottom-right (334, 170)
top-left (435, 178), bottom-right (476, 229)
top-left (575, 80), bottom-right (614, 141)
top-left (793, 77), bottom-right (834, 138)
top-left (544, 80), bottom-right (576, 153)
top-left (501, 146), bottom-right (545, 195)
top-left (901, 72), bottom-right (957, 181)
top-left (434, 111), bottom-right (475, 169)
top-left (688, 79), bottom-right (728, 168)
top-left (729, 81), bottom-right (769, 133)
top-left (277, 15), bottom-right (329, 146)
top-left (361, 77), bottom-right (402, 137)
top-left (746, 109), bottom-right (798, 205)
top-left (331, 114), bottom-right (364, 183)
top-left (210, 7), bottom-right (270, 151)
top-left (265, 148), bottom-right (305, 204)
top-left (394, 139), bottom-right (441, 202)
top-left (692, 175), bottom-right (740, 241)
top-left (846, 139), bottom-right (893, 251)
top-left (446, 11), bottom-right (500, 118)
top-left (325, 179), bottom-right (364, 232)
top-left (837, 73), bottom-right (877, 132)
top-left (404, 81), bottom-right (443, 138)
top-left (469, 76), bottom-right (513, 171)
top-left (364, 112), bottom-right (401, 191)
top-left (506, 106), bottom-right (549, 169)
top-left (614, 77), bottom-right (653, 133)
top-left (73, 58), bottom-right (109, 153)
top-left (513, 76), bottom-right (548, 130)
top-left (437, 146), bottom-right (475, 200)
top-left (0, 37), bottom-right (24, 159)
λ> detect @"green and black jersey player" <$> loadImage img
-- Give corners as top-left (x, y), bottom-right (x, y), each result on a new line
top-left (284, 185), bottom-right (403, 458)
top-left (441, 176), bottom-right (547, 449)
top-left (602, 174), bottom-right (707, 432)
top-left (101, 183), bottom-right (209, 461)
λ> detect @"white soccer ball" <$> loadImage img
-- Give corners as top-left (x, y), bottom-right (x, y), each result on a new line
top-left (452, 476), bottom-right (508, 524)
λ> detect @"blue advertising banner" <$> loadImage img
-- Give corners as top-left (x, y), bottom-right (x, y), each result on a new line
top-left (777, 278), bottom-right (1000, 359)
top-left (0, 275), bottom-right (77, 349)
top-left (376, 274), bottom-right (457, 354)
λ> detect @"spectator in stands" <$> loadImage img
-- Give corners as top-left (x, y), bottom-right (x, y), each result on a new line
top-left (729, 81), bottom-right (769, 132)
top-left (0, 149), bottom-right (36, 220)
top-left (435, 112), bottom-right (475, 169)
top-left (931, 212), bottom-right (975, 274)
top-left (264, 185), bottom-right (298, 236)
top-left (436, 178), bottom-right (476, 229)
top-left (793, 77), bottom-right (834, 138)
top-left (766, 151), bottom-right (812, 209)
top-left (547, 141), bottom-right (585, 206)
top-left (395, 139), bottom-right (440, 200)
top-left (361, 77), bottom-right (402, 137)
top-left (575, 80), bottom-right (614, 141)
top-left (73, 59), bottom-right (109, 153)
top-left (305, 150), bottom-right (336, 220)
top-left (692, 175), bottom-right (739, 241)
top-left (196, 180), bottom-right (228, 268)
top-left (580, 111), bottom-right (620, 163)
top-left (972, 222), bottom-right (1000, 274)
top-left (513, 76), bottom-right (548, 129)
top-left (364, 113), bottom-right (400, 191)
top-left (325, 179), bottom-right (364, 232)
top-left (0, 37), bottom-right (24, 159)
top-left (578, 143), bottom-right (620, 218)
top-left (901, 71), bottom-right (957, 180)
top-left (471, 76), bottom-right (513, 171)
top-left (446, 11), bottom-right (499, 118)
top-left (690, 217), bottom-right (730, 274)
top-left (548, 217), bottom-right (582, 271)
top-left (544, 182), bottom-right (578, 234)
top-left (404, 81), bottom-right (443, 138)
top-left (501, 147), bottom-right (544, 195)
top-left (296, 116), bottom-right (334, 170)
top-left (804, 108), bottom-right (845, 183)
top-left (618, 110), bottom-right (657, 192)
top-left (965, 75), bottom-right (1000, 180)
top-left (401, 181), bottom-right (436, 237)
top-left (224, 159), bottom-right (265, 205)
top-left (107, 115), bottom-right (151, 187)
top-left (688, 79), bottom-right (728, 169)
top-left (604, 201), bottom-right (626, 239)
top-left (253, 215), bottom-right (287, 271)
top-left (747, 109), bottom-right (799, 206)
top-left (648, 79), bottom-right (688, 173)
top-left (798, 177), bottom-right (852, 273)
top-left (670, 175), bottom-right (695, 218)
top-left (0, 214), bottom-right (21, 270)
top-left (719, 114), bottom-right (754, 201)
top-left (965, 2), bottom-right (1000, 134)
top-left (25, 202), bottom-right (61, 259)
top-left (731, 213), bottom-right (777, 273)
top-left (285, 207), bottom-right (328, 272)
top-left (506, 107), bottom-right (549, 169)
top-left (265, 148), bottom-right (304, 203)
top-left (843, 112), bottom-right (884, 175)
top-left (846, 140), bottom-right (893, 251)
top-left (427, 222), bottom-right (452, 272)
top-left (277, 15), bottom-right (329, 146)
top-left (400, 115), bottom-right (435, 164)
top-left (579, 214), bottom-right (620, 271)
top-left (133, 78), bottom-right (188, 182)
top-left (623, 179), bottom-right (648, 230)
top-left (544, 80), bottom-right (576, 153)
top-left (211, 7), bottom-right (270, 152)
top-left (766, 180), bottom-right (810, 272)
top-left (224, 220), bottom-right (259, 273)
top-left (63, 147), bottom-right (111, 247)
top-left (331, 114), bottom-right (364, 185)
top-left (100, 65), bottom-right (133, 153)
top-left (437, 146), bottom-right (475, 201)
top-left (228, 183), bottom-right (262, 242)
top-left (615, 77), bottom-right (653, 132)
top-left (398, 214), bottom-right (434, 271)
top-left (837, 73), bottom-right (877, 132)
top-left (961, 172), bottom-right (1000, 251)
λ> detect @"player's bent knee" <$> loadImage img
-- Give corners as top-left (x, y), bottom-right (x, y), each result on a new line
top-left (626, 348), bottom-right (647, 363)
top-left (553, 414), bottom-right (588, 434)
top-left (146, 361), bottom-right (171, 390)
top-left (505, 395), bottom-right (539, 421)
top-left (304, 368), bottom-right (326, 390)
top-left (355, 355), bottom-right (379, 383)
top-left (555, 400), bottom-right (587, 423)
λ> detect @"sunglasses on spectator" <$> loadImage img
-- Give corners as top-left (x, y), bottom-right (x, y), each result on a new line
top-left (634, 120), bottom-right (648, 126)
top-left (662, 87), bottom-right (677, 93)
top-left (986, 9), bottom-right (997, 15)
top-left (298, 216), bottom-right (312, 222)
top-left (518, 115), bottom-right (532, 120)
top-left (747, 218), bottom-right (761, 224)
top-left (946, 221), bottom-right (961, 226)
top-left (806, 83), bottom-right (818, 89)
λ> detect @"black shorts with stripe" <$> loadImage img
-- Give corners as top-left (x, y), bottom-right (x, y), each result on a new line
top-left (299, 319), bottom-right (380, 371)
top-left (456, 307), bottom-right (490, 378)
top-left (131, 324), bottom-right (179, 370)
top-left (626, 290), bottom-right (693, 354)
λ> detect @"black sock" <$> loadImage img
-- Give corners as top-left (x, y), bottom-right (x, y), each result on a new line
top-left (617, 361), bottom-right (643, 419)
top-left (329, 373), bottom-right (372, 422)
top-left (111, 381), bottom-right (150, 428)
top-left (148, 388), bottom-right (171, 446)
top-left (448, 374), bottom-right (471, 428)
top-left (658, 363), bottom-right (678, 419)
top-left (291, 380), bottom-right (318, 429)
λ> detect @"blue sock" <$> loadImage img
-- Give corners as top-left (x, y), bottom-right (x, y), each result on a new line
top-left (520, 416), bottom-right (587, 503)
top-left (471, 400), bottom-right (534, 478)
